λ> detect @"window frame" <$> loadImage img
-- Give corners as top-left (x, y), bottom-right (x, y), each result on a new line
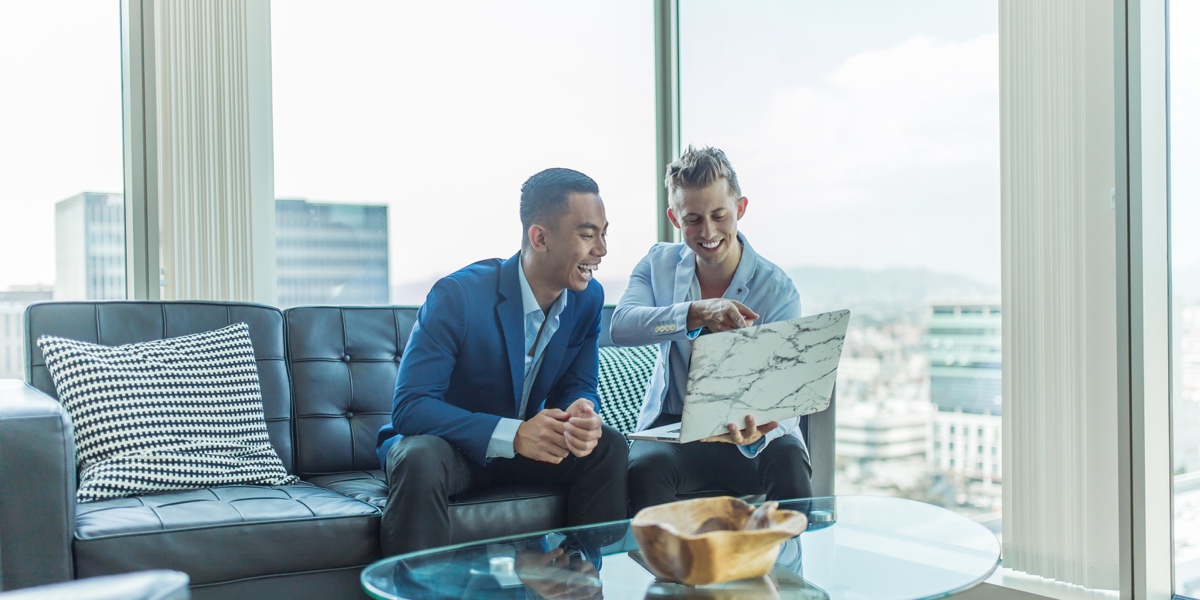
top-left (115, 0), bottom-right (1181, 594)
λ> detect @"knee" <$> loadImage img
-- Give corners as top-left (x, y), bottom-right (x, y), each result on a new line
top-left (387, 435), bottom-right (456, 486)
top-left (759, 447), bottom-right (813, 497)
top-left (585, 425), bottom-right (628, 470)
top-left (627, 443), bottom-right (678, 486)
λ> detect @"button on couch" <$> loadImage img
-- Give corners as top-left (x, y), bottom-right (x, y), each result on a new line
top-left (0, 301), bottom-right (834, 598)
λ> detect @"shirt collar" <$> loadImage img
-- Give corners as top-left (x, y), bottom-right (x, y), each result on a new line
top-left (517, 259), bottom-right (568, 318)
top-left (729, 231), bottom-right (759, 291)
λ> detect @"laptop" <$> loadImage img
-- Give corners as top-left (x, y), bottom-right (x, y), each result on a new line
top-left (626, 309), bottom-right (850, 444)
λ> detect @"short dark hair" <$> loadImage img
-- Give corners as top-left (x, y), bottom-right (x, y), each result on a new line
top-left (665, 145), bottom-right (742, 207)
top-left (519, 168), bottom-right (600, 248)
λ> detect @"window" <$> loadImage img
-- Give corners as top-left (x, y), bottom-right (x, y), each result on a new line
top-left (0, 1), bottom-right (124, 380)
top-left (271, 1), bottom-right (656, 307)
top-left (1170, 0), bottom-right (1200, 595)
top-left (680, 0), bottom-right (999, 530)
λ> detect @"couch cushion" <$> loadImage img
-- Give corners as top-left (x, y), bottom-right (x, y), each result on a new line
top-left (284, 307), bottom-right (417, 477)
top-left (25, 301), bottom-right (295, 474)
top-left (307, 471), bottom-right (567, 544)
top-left (73, 483), bottom-right (379, 585)
top-left (37, 323), bottom-right (299, 503)
top-left (597, 344), bottom-right (657, 434)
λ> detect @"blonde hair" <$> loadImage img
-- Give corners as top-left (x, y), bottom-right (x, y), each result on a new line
top-left (664, 145), bottom-right (742, 207)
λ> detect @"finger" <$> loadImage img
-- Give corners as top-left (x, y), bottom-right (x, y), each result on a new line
top-left (565, 430), bottom-right (598, 454)
top-left (760, 421), bottom-right (780, 433)
top-left (730, 308), bottom-right (748, 328)
top-left (543, 416), bottom-right (568, 435)
top-left (726, 423), bottom-right (745, 444)
top-left (565, 421), bottom-right (601, 439)
top-left (568, 416), bottom-right (602, 431)
top-left (543, 408), bottom-right (569, 420)
top-left (744, 414), bottom-right (758, 431)
top-left (733, 301), bottom-right (761, 321)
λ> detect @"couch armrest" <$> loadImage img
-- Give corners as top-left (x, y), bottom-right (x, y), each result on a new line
top-left (0, 570), bottom-right (189, 600)
top-left (0, 380), bottom-right (75, 591)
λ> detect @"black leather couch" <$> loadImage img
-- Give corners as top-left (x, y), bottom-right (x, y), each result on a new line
top-left (0, 301), bottom-right (835, 598)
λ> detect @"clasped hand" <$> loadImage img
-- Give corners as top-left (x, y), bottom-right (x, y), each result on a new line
top-left (687, 298), bottom-right (760, 332)
top-left (701, 414), bottom-right (779, 446)
top-left (515, 399), bottom-right (602, 464)
top-left (514, 547), bottom-right (602, 600)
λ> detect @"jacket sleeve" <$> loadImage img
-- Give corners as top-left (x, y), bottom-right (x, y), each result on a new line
top-left (610, 249), bottom-right (694, 347)
top-left (391, 277), bottom-right (503, 466)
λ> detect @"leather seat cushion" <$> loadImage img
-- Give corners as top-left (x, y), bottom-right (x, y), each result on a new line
top-left (73, 483), bottom-right (380, 585)
top-left (307, 471), bottom-right (568, 544)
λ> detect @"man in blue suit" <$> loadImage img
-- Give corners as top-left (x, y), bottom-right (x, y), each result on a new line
top-left (377, 168), bottom-right (628, 556)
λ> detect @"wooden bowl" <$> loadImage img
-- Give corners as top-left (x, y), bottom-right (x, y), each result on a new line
top-left (631, 496), bottom-right (808, 586)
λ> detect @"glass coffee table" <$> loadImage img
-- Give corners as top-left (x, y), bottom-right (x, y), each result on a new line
top-left (362, 495), bottom-right (1000, 599)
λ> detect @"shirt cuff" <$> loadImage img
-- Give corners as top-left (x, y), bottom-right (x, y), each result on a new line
top-left (686, 327), bottom-right (703, 339)
top-left (487, 418), bottom-right (522, 459)
top-left (737, 436), bottom-right (768, 458)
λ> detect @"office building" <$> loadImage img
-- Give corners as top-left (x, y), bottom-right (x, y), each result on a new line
top-left (926, 300), bottom-right (1002, 485)
top-left (0, 287), bottom-right (54, 380)
top-left (52, 195), bottom-right (389, 308)
top-left (54, 192), bottom-right (126, 301)
top-left (275, 199), bottom-right (389, 307)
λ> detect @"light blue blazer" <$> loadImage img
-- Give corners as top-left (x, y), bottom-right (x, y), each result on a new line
top-left (609, 233), bottom-right (808, 460)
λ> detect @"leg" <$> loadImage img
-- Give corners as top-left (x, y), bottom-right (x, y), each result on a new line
top-left (754, 434), bottom-right (814, 500)
top-left (381, 435), bottom-right (476, 556)
top-left (562, 423), bottom-right (629, 525)
top-left (628, 440), bottom-right (688, 514)
top-left (630, 434), bottom-right (814, 509)
top-left (482, 424), bottom-right (629, 525)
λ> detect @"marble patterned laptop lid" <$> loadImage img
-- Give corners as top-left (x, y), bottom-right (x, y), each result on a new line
top-left (678, 309), bottom-right (851, 443)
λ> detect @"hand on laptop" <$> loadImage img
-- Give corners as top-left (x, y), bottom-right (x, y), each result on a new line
top-left (515, 409), bottom-right (571, 464)
top-left (687, 299), bottom-right (760, 332)
top-left (563, 399), bottom-right (603, 458)
top-left (701, 414), bottom-right (779, 445)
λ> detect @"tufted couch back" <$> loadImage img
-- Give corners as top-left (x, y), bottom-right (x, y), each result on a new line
top-left (25, 301), bottom-right (296, 473)
top-left (284, 307), bottom-right (416, 477)
top-left (283, 305), bottom-right (627, 478)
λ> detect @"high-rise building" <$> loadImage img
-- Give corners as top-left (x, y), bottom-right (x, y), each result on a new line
top-left (0, 287), bottom-right (54, 379)
top-left (275, 199), bottom-right (389, 307)
top-left (52, 194), bottom-right (389, 308)
top-left (1174, 305), bottom-right (1200, 474)
top-left (925, 300), bottom-right (1003, 486)
top-left (54, 192), bottom-right (126, 301)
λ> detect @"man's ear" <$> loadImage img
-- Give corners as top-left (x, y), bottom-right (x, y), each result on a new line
top-left (666, 207), bottom-right (682, 230)
top-left (527, 224), bottom-right (549, 252)
top-left (735, 197), bottom-right (749, 220)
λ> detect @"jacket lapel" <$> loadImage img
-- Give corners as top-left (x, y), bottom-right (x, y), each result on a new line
top-left (669, 244), bottom-right (698, 364)
top-left (527, 297), bottom-right (571, 417)
top-left (497, 254), bottom-right (525, 417)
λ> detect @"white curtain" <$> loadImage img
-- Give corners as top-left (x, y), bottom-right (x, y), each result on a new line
top-left (155, 0), bottom-right (276, 303)
top-left (1000, 0), bottom-right (1120, 589)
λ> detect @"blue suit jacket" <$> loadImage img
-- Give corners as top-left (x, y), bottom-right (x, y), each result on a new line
top-left (376, 253), bottom-right (604, 467)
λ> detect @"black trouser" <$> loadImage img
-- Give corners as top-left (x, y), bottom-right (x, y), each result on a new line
top-left (381, 424), bottom-right (628, 557)
top-left (628, 413), bottom-right (814, 514)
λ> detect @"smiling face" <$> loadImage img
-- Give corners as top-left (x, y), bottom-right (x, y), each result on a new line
top-left (526, 192), bottom-right (608, 300)
top-left (668, 179), bottom-right (747, 271)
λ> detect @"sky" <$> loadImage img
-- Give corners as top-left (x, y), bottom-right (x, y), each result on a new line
top-left (0, 1), bottom-right (1195, 303)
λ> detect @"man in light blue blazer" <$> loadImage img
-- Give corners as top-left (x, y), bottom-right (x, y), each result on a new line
top-left (377, 168), bottom-right (628, 556)
top-left (611, 146), bottom-right (813, 513)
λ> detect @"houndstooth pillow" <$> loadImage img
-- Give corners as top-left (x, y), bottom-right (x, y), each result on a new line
top-left (37, 322), bottom-right (299, 503)
top-left (597, 344), bottom-right (659, 435)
